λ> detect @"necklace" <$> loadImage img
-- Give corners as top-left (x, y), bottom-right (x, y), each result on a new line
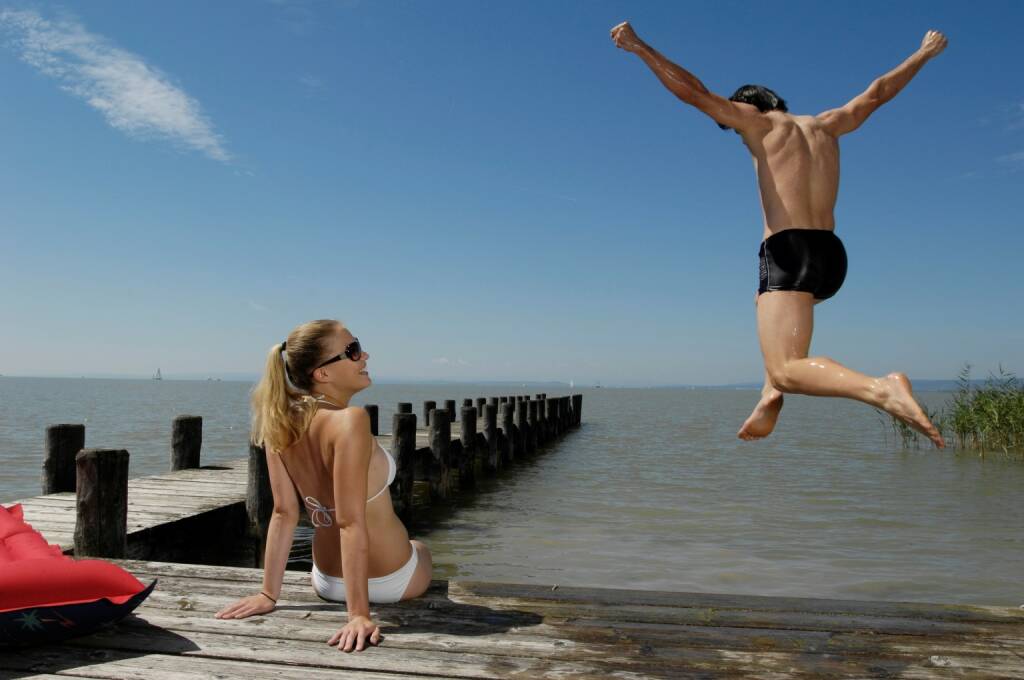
top-left (313, 394), bottom-right (345, 409)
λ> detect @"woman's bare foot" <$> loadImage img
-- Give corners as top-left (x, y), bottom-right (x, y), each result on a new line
top-left (738, 389), bottom-right (784, 440)
top-left (878, 373), bottom-right (945, 448)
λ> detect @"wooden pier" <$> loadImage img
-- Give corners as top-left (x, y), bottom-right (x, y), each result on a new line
top-left (4, 559), bottom-right (1023, 679)
top-left (10, 393), bottom-right (583, 562)
top-left (8, 392), bottom-right (1022, 677)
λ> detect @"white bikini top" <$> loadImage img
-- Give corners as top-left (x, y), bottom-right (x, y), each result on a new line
top-left (304, 439), bottom-right (396, 528)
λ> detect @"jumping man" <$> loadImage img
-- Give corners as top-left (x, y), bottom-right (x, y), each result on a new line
top-left (611, 22), bottom-right (947, 447)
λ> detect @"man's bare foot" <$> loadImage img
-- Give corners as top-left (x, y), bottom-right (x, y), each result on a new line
top-left (879, 373), bottom-right (945, 448)
top-left (738, 389), bottom-right (784, 440)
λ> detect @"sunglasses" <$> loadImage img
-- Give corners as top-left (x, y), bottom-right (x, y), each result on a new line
top-left (313, 338), bottom-right (363, 371)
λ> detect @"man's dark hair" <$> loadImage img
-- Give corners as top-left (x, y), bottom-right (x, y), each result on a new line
top-left (717, 84), bottom-right (788, 131)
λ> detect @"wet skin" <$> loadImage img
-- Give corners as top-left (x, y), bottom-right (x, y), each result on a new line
top-left (611, 23), bottom-right (947, 447)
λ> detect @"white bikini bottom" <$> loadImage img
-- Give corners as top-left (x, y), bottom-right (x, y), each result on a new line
top-left (311, 542), bottom-right (418, 604)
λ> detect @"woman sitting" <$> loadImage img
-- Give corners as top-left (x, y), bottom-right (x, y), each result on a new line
top-left (215, 319), bottom-right (432, 653)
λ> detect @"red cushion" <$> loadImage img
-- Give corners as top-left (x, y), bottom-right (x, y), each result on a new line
top-left (0, 504), bottom-right (156, 647)
top-left (0, 504), bottom-right (63, 562)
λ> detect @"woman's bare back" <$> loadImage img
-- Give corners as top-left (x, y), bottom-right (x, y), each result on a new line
top-left (279, 407), bottom-right (411, 578)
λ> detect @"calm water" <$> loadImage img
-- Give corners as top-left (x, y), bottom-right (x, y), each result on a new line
top-left (2, 377), bottom-right (1021, 606)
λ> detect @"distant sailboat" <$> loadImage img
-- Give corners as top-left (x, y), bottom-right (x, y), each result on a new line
top-left (153, 368), bottom-right (162, 381)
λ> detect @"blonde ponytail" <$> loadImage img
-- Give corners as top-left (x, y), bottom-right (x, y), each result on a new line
top-left (250, 320), bottom-right (342, 452)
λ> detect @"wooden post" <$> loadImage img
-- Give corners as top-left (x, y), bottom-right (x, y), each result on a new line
top-left (246, 442), bottom-right (273, 565)
top-left (170, 415), bottom-right (202, 471)
top-left (445, 399), bottom-right (457, 422)
top-left (424, 400), bottom-right (437, 426)
top-left (42, 423), bottom-right (84, 494)
top-left (527, 400), bottom-right (539, 454)
top-left (499, 396), bottom-right (508, 404)
top-left (546, 398), bottom-right (558, 439)
top-left (482, 403), bottom-right (498, 473)
top-left (365, 404), bottom-right (379, 436)
top-left (515, 399), bottom-right (528, 458)
top-left (475, 398), bottom-right (486, 418)
top-left (462, 398), bottom-right (473, 408)
top-left (391, 413), bottom-right (417, 523)
top-left (559, 396), bottom-right (569, 432)
top-left (398, 402), bottom-right (413, 414)
top-left (74, 449), bottom-right (128, 558)
top-left (536, 398), bottom-right (547, 445)
top-left (428, 408), bottom-right (451, 499)
top-left (499, 403), bottom-right (514, 465)
top-left (572, 394), bottom-right (583, 426)
top-left (459, 406), bottom-right (477, 488)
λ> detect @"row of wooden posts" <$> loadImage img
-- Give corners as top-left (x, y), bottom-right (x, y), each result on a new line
top-left (39, 393), bottom-right (583, 559)
top-left (368, 393), bottom-right (583, 523)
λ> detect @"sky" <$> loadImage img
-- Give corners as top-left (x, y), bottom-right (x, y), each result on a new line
top-left (0, 0), bottom-right (1021, 387)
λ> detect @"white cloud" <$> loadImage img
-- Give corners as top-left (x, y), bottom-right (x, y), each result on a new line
top-left (1010, 102), bottom-right (1024, 131)
top-left (299, 73), bottom-right (324, 90)
top-left (0, 9), bottom-right (230, 162)
top-left (431, 357), bottom-right (470, 366)
top-left (248, 300), bottom-right (268, 312)
top-left (996, 151), bottom-right (1024, 166)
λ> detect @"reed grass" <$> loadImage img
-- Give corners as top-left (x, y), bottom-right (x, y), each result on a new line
top-left (885, 365), bottom-right (1024, 455)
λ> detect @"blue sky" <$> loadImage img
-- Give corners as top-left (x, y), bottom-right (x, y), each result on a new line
top-left (1, 0), bottom-right (1021, 386)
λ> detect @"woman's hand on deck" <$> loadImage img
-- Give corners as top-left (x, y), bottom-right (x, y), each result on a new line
top-left (214, 592), bottom-right (276, 619)
top-left (328, 615), bottom-right (382, 652)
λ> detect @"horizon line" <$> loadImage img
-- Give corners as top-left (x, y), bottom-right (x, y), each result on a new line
top-left (0, 373), bottom-right (985, 390)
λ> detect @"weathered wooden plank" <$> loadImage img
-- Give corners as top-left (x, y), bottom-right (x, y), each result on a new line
top-left (118, 486), bottom-right (246, 499)
top-left (118, 562), bottom-right (1024, 631)
top-left (21, 506), bottom-right (192, 523)
top-left (116, 484), bottom-right (245, 499)
top-left (18, 519), bottom-right (172, 533)
top-left (15, 495), bottom-right (231, 512)
top-left (117, 563), bottom-right (1024, 672)
top-left (22, 493), bottom-right (235, 510)
top-left (125, 478), bottom-right (248, 491)
top-left (448, 582), bottom-right (1024, 624)
top-left (58, 624), bottom-right (676, 680)
top-left (135, 576), bottom-right (1022, 640)
top-left (32, 613), bottom-right (1020, 680)
top-left (0, 647), bottom-right (423, 680)
top-left (122, 611), bottom-right (608, 662)
top-left (23, 506), bottom-right (219, 525)
top-left (7, 491), bottom-right (78, 504)
top-left (129, 591), bottom-right (1023, 667)
top-left (137, 471), bottom-right (249, 484)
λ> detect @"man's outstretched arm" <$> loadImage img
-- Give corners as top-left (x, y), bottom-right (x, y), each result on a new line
top-left (818, 30), bottom-right (948, 137)
top-left (611, 21), bottom-right (768, 134)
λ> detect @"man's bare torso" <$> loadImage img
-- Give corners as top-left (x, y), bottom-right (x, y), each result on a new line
top-left (739, 111), bottom-right (841, 240)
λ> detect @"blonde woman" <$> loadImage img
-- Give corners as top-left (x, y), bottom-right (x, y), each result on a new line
top-left (215, 319), bottom-right (433, 653)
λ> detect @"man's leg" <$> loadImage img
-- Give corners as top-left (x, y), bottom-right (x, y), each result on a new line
top-left (738, 296), bottom-right (786, 440)
top-left (738, 368), bottom-right (784, 440)
top-left (756, 291), bottom-right (944, 447)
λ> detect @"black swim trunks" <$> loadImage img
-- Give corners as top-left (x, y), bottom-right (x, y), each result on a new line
top-left (758, 228), bottom-right (848, 301)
